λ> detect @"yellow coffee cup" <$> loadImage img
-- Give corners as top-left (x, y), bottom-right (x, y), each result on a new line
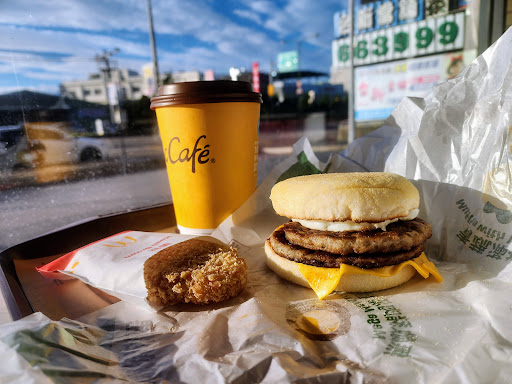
top-left (151, 81), bottom-right (262, 234)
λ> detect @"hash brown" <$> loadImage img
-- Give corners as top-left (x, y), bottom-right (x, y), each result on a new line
top-left (144, 238), bottom-right (247, 306)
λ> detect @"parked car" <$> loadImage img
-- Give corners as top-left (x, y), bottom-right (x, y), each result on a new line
top-left (76, 136), bottom-right (109, 162)
top-left (0, 122), bottom-right (79, 171)
top-left (20, 122), bottom-right (79, 167)
top-left (75, 134), bottom-right (163, 163)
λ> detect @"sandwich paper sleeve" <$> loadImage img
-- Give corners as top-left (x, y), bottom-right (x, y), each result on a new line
top-left (36, 231), bottom-right (201, 308)
top-left (3, 27), bottom-right (512, 384)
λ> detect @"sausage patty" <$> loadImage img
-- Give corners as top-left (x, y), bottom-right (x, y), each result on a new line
top-left (283, 218), bottom-right (432, 255)
top-left (269, 226), bottom-right (425, 269)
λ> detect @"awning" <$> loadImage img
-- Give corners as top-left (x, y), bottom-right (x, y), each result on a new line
top-left (273, 70), bottom-right (328, 80)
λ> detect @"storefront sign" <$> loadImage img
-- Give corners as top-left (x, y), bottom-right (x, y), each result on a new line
top-left (353, 50), bottom-right (476, 121)
top-left (332, 11), bottom-right (464, 68)
top-left (355, 0), bottom-right (425, 34)
top-left (252, 62), bottom-right (260, 93)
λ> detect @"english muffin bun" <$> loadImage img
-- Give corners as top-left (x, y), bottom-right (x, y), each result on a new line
top-left (270, 172), bottom-right (419, 222)
top-left (265, 172), bottom-right (442, 298)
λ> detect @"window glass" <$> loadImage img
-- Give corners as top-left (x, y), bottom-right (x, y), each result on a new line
top-left (0, 0), bottom-right (505, 252)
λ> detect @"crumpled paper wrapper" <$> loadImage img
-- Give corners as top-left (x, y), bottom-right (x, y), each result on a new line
top-left (2, 29), bottom-right (512, 384)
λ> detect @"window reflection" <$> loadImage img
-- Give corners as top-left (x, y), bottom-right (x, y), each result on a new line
top-left (0, 0), bottom-right (510, 251)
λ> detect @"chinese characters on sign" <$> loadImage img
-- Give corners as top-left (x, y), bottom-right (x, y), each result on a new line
top-left (356, 0), bottom-right (425, 34)
top-left (399, 0), bottom-right (419, 20)
top-left (376, 1), bottom-right (395, 27)
top-left (334, 11), bottom-right (351, 38)
top-left (358, 5), bottom-right (375, 32)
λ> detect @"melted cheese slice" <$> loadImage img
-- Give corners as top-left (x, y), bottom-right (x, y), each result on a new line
top-left (297, 253), bottom-right (443, 299)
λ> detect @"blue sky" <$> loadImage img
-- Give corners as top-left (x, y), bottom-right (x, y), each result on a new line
top-left (0, 0), bottom-right (347, 95)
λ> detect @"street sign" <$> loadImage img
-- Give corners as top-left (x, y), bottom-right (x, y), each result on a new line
top-left (277, 51), bottom-right (299, 73)
top-left (252, 62), bottom-right (260, 93)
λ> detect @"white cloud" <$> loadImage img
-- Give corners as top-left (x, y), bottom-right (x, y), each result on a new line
top-left (266, 0), bottom-right (340, 44)
top-left (233, 9), bottom-right (263, 25)
top-left (1, 0), bottom-right (147, 32)
top-left (245, 1), bottom-right (280, 16)
top-left (0, 25), bottom-right (160, 85)
top-left (151, 0), bottom-right (230, 36)
top-left (0, 26), bottom-right (149, 58)
top-left (0, 0), bottom-right (340, 91)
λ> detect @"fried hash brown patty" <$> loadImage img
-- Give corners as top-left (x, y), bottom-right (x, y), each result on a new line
top-left (144, 239), bottom-right (247, 306)
top-left (269, 226), bottom-right (425, 269)
top-left (283, 218), bottom-right (432, 255)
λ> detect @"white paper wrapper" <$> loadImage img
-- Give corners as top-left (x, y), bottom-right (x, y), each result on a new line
top-left (2, 28), bottom-right (512, 384)
top-left (36, 231), bottom-right (204, 309)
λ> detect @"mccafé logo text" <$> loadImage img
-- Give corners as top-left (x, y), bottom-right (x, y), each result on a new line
top-left (166, 135), bottom-right (213, 173)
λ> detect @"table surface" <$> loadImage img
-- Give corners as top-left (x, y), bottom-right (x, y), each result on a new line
top-left (0, 203), bottom-right (177, 325)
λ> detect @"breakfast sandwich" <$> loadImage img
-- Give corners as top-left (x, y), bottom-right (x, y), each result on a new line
top-left (265, 172), bottom-right (443, 299)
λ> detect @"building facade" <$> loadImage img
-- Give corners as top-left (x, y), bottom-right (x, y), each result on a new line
top-left (330, 0), bottom-right (511, 123)
top-left (60, 69), bottom-right (145, 105)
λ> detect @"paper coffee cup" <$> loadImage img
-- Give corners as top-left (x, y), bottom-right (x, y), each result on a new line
top-left (151, 81), bottom-right (262, 234)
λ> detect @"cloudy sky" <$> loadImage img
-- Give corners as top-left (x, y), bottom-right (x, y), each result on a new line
top-left (1, 0), bottom-right (347, 95)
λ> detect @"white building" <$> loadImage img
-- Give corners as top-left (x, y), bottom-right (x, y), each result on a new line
top-left (60, 69), bottom-right (145, 105)
top-left (172, 70), bottom-right (201, 83)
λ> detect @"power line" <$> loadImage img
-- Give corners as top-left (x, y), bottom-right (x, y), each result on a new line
top-left (94, 48), bottom-right (120, 81)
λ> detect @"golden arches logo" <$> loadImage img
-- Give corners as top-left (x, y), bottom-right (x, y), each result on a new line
top-left (69, 261), bottom-right (79, 274)
top-left (102, 236), bottom-right (137, 248)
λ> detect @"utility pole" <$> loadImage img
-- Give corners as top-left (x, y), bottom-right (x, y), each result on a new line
top-left (95, 48), bottom-right (127, 174)
top-left (95, 48), bottom-right (120, 124)
top-left (147, 0), bottom-right (160, 93)
top-left (348, 0), bottom-right (355, 144)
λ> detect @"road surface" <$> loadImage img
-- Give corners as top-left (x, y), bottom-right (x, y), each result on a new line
top-left (0, 150), bottom-right (339, 252)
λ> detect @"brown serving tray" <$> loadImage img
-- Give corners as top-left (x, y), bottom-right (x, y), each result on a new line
top-left (0, 203), bottom-right (176, 321)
